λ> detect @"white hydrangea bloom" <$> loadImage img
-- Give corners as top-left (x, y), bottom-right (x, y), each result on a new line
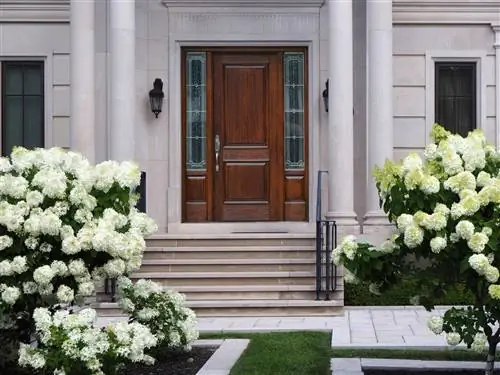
top-left (445, 332), bottom-right (461, 346)
top-left (467, 232), bottom-right (489, 253)
top-left (485, 266), bottom-right (499, 283)
top-left (403, 225), bottom-right (424, 248)
top-left (396, 214), bottom-right (414, 233)
top-left (427, 316), bottom-right (443, 334)
top-left (471, 332), bottom-right (487, 352)
top-left (421, 213), bottom-right (447, 231)
top-left (1, 286), bottom-right (20, 304)
top-left (455, 220), bottom-right (475, 240)
top-left (56, 285), bottom-right (75, 303)
top-left (469, 254), bottom-right (490, 275)
top-left (33, 265), bottom-right (55, 285)
top-left (0, 235), bottom-right (13, 251)
top-left (10, 256), bottom-right (27, 274)
top-left (444, 171), bottom-right (476, 194)
top-left (430, 237), bottom-right (447, 254)
top-left (18, 343), bottom-right (46, 369)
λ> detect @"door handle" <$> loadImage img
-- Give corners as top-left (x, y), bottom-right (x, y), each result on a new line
top-left (214, 134), bottom-right (220, 172)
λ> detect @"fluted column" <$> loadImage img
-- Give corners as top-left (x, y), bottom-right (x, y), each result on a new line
top-left (326, 0), bottom-right (357, 225)
top-left (493, 24), bottom-right (500, 148)
top-left (110, 0), bottom-right (135, 162)
top-left (364, 0), bottom-right (393, 226)
top-left (70, 0), bottom-right (96, 163)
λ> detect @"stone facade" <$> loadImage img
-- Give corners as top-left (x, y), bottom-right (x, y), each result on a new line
top-left (0, 0), bottom-right (499, 238)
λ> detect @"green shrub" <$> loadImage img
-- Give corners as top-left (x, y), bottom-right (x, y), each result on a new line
top-left (345, 277), bottom-right (474, 306)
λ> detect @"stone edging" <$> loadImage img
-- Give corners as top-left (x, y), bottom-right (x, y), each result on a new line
top-left (195, 339), bottom-right (250, 375)
top-left (345, 305), bottom-right (467, 310)
top-left (331, 357), bottom-right (487, 374)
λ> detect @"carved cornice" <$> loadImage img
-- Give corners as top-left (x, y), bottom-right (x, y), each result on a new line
top-left (393, 0), bottom-right (500, 24)
top-left (162, 0), bottom-right (325, 7)
top-left (0, 1), bottom-right (69, 23)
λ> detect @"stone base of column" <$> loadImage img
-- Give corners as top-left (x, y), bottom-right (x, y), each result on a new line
top-left (325, 211), bottom-right (360, 238)
top-left (361, 210), bottom-right (396, 246)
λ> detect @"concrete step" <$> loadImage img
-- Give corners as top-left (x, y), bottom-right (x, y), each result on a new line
top-left (138, 258), bottom-right (315, 273)
top-left (95, 299), bottom-right (344, 317)
top-left (97, 284), bottom-right (338, 301)
top-left (146, 234), bottom-right (316, 248)
top-left (130, 271), bottom-right (317, 286)
top-left (143, 246), bottom-right (316, 260)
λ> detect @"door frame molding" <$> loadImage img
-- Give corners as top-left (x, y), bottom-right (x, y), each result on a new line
top-left (167, 37), bottom-right (320, 234)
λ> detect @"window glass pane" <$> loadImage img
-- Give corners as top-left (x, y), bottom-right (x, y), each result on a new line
top-left (284, 52), bottom-right (305, 170)
top-left (435, 63), bottom-right (476, 137)
top-left (2, 62), bottom-right (44, 157)
top-left (3, 96), bottom-right (24, 156)
top-left (4, 65), bottom-right (23, 95)
top-left (23, 96), bottom-right (44, 149)
top-left (24, 65), bottom-right (43, 95)
top-left (186, 52), bottom-right (206, 171)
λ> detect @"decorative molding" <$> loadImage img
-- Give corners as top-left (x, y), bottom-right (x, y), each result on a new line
top-left (168, 12), bottom-right (319, 36)
top-left (0, 1), bottom-right (69, 23)
top-left (393, 0), bottom-right (500, 24)
top-left (162, 0), bottom-right (325, 7)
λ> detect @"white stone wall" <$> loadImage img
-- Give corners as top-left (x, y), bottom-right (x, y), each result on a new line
top-left (0, 23), bottom-right (71, 150)
top-left (392, 24), bottom-right (497, 161)
top-left (134, 0), bottom-right (170, 232)
top-left (2, 1), bottom-right (499, 234)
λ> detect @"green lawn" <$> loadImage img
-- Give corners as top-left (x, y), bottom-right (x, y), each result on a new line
top-left (201, 331), bottom-right (333, 375)
top-left (200, 332), bottom-right (495, 375)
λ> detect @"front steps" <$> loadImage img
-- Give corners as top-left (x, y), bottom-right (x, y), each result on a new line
top-left (95, 234), bottom-right (343, 317)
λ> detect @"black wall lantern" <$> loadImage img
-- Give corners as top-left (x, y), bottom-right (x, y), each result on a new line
top-left (149, 78), bottom-right (165, 118)
top-left (322, 79), bottom-right (329, 113)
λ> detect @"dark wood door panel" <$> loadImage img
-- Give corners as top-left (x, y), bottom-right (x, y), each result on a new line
top-left (182, 47), bottom-right (308, 223)
top-left (213, 52), bottom-right (283, 221)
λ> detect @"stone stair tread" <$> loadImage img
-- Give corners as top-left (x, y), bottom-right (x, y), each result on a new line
top-left (131, 271), bottom-right (316, 278)
top-left (158, 284), bottom-right (317, 292)
top-left (148, 233), bottom-right (316, 240)
top-left (96, 299), bottom-right (343, 309)
top-left (145, 245), bottom-right (315, 252)
top-left (140, 258), bottom-right (315, 265)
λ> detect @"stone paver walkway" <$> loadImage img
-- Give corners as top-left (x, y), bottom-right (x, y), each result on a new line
top-left (97, 306), bottom-right (465, 348)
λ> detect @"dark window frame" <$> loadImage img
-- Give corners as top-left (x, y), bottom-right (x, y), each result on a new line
top-left (1, 61), bottom-right (45, 156)
top-left (434, 61), bottom-right (477, 136)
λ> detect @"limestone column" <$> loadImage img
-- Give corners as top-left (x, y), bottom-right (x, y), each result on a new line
top-left (493, 24), bottom-right (500, 148)
top-left (326, 0), bottom-right (357, 226)
top-left (364, 0), bottom-right (394, 226)
top-left (70, 0), bottom-right (96, 163)
top-left (110, 0), bottom-right (135, 162)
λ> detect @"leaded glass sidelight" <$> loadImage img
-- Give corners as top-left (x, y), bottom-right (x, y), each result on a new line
top-left (186, 52), bottom-right (207, 171)
top-left (283, 52), bottom-right (305, 170)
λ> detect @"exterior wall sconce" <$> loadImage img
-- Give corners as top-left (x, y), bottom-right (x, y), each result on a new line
top-left (322, 79), bottom-right (329, 113)
top-left (149, 78), bottom-right (165, 118)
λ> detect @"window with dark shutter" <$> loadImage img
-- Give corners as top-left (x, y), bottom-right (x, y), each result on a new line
top-left (435, 62), bottom-right (476, 137)
top-left (1, 61), bottom-right (44, 156)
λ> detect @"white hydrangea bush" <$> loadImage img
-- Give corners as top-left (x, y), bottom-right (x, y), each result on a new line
top-left (333, 125), bottom-right (500, 372)
top-left (117, 277), bottom-right (199, 351)
top-left (0, 147), bottom-right (157, 344)
top-left (18, 307), bottom-right (158, 375)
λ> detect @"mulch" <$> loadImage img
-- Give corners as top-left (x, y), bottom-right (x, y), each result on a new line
top-left (120, 346), bottom-right (218, 375)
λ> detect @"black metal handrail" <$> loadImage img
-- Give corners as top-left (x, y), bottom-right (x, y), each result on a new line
top-left (104, 171), bottom-right (147, 302)
top-left (315, 170), bottom-right (338, 301)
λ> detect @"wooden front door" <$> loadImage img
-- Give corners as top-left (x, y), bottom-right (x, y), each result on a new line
top-left (182, 48), bottom-right (308, 223)
top-left (213, 53), bottom-right (282, 221)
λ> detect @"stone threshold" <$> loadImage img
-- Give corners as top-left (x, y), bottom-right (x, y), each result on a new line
top-left (331, 357), bottom-right (488, 375)
top-left (195, 339), bottom-right (250, 375)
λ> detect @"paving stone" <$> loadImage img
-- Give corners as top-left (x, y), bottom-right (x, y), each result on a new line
top-left (330, 358), bottom-right (362, 371)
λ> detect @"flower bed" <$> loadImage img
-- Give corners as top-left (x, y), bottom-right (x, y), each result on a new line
top-left (0, 147), bottom-right (201, 375)
top-left (120, 346), bottom-right (217, 375)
